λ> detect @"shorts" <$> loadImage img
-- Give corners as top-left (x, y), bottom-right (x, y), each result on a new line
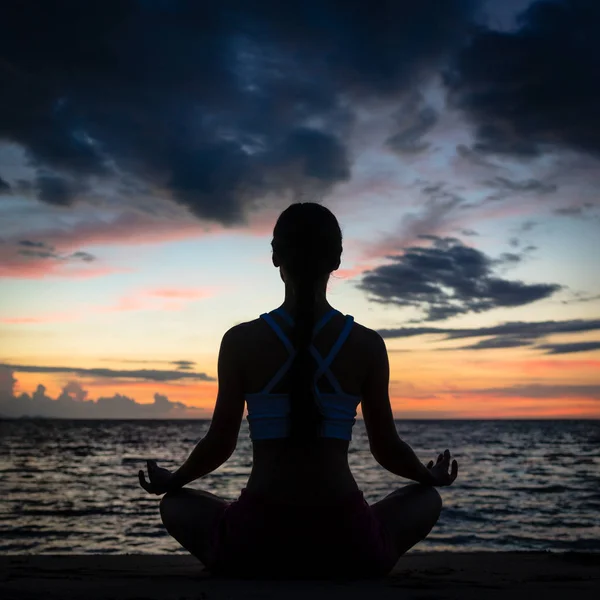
top-left (206, 487), bottom-right (396, 579)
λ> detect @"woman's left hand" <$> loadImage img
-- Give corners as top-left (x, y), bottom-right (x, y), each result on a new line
top-left (138, 459), bottom-right (175, 495)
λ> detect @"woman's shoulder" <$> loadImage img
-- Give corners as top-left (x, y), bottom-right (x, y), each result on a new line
top-left (224, 313), bottom-right (382, 349)
top-left (347, 318), bottom-right (383, 349)
top-left (226, 318), bottom-right (261, 334)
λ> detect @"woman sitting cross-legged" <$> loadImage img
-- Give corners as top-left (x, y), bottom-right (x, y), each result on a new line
top-left (138, 202), bottom-right (458, 579)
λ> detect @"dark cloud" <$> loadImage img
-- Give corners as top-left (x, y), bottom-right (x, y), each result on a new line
top-left (18, 240), bottom-right (60, 259)
top-left (495, 251), bottom-right (523, 265)
top-left (466, 384), bottom-right (600, 400)
top-left (390, 184), bottom-right (466, 247)
top-left (0, 363), bottom-right (215, 382)
top-left (491, 245), bottom-right (536, 269)
top-left (519, 220), bottom-right (537, 233)
top-left (508, 220), bottom-right (539, 249)
top-left (448, 0), bottom-right (600, 158)
top-left (359, 236), bottom-right (561, 321)
top-left (453, 336), bottom-right (535, 350)
top-left (455, 143), bottom-right (497, 167)
top-left (536, 341), bottom-right (600, 355)
top-left (100, 358), bottom-right (198, 370)
top-left (36, 174), bottom-right (84, 206)
top-left (477, 176), bottom-right (558, 206)
top-left (485, 176), bottom-right (557, 196)
top-left (16, 241), bottom-right (95, 262)
top-left (554, 203), bottom-right (595, 217)
top-left (566, 292), bottom-right (600, 304)
top-left (0, 0), bottom-right (478, 222)
top-left (171, 360), bottom-right (196, 371)
top-left (378, 317), bottom-right (600, 341)
top-left (555, 206), bottom-right (584, 216)
top-left (19, 240), bottom-right (52, 249)
top-left (0, 367), bottom-right (197, 419)
top-left (0, 176), bottom-right (11, 193)
top-left (69, 251), bottom-right (95, 262)
top-left (386, 94), bottom-right (438, 155)
top-left (17, 248), bottom-right (58, 259)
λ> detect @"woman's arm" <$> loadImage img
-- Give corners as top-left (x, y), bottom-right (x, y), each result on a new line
top-left (166, 326), bottom-right (246, 492)
top-left (166, 436), bottom-right (233, 491)
top-left (360, 330), bottom-right (436, 485)
top-left (376, 438), bottom-right (437, 485)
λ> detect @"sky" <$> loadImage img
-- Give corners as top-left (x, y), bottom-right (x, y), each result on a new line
top-left (1, 0), bottom-right (599, 419)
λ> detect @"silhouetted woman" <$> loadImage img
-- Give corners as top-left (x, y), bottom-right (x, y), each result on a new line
top-left (138, 202), bottom-right (458, 578)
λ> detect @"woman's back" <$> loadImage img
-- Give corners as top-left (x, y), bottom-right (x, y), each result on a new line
top-left (238, 305), bottom-right (375, 504)
top-left (143, 203), bottom-right (455, 578)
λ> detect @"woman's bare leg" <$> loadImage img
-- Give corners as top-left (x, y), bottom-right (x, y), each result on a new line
top-left (159, 487), bottom-right (229, 566)
top-left (370, 483), bottom-right (442, 563)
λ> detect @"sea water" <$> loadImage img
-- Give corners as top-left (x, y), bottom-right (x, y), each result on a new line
top-left (1, 419), bottom-right (598, 554)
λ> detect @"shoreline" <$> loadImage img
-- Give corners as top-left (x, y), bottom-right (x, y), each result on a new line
top-left (2, 552), bottom-right (599, 599)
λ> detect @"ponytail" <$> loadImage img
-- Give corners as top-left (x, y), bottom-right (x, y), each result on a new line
top-left (288, 269), bottom-right (322, 442)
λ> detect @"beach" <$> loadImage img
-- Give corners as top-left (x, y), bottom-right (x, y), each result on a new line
top-left (1, 552), bottom-right (599, 600)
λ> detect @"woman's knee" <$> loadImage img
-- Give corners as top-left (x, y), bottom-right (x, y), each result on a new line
top-left (404, 484), bottom-right (443, 531)
top-left (426, 486), bottom-right (442, 524)
top-left (159, 490), bottom-right (181, 524)
top-left (391, 483), bottom-right (442, 510)
top-left (426, 485), bottom-right (443, 514)
top-left (413, 483), bottom-right (442, 510)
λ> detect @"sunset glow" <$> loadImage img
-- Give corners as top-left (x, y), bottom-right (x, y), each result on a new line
top-left (1, 0), bottom-right (599, 420)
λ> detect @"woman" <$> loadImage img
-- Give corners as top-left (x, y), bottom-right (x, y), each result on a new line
top-left (138, 202), bottom-right (458, 579)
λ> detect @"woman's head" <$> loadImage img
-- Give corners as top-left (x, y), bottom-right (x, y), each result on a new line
top-left (271, 202), bottom-right (342, 286)
top-left (270, 203), bottom-right (343, 443)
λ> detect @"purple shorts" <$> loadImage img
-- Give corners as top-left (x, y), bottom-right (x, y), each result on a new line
top-left (206, 488), bottom-right (396, 579)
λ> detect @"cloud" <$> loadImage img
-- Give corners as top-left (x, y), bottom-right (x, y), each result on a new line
top-left (0, 176), bottom-right (11, 193)
top-left (12, 239), bottom-right (96, 264)
top-left (386, 93), bottom-right (439, 155)
top-left (70, 251), bottom-right (95, 262)
top-left (448, 0), bottom-right (600, 158)
top-left (0, 286), bottom-right (216, 323)
top-left (98, 358), bottom-right (198, 371)
top-left (358, 236), bottom-right (561, 321)
top-left (364, 184), bottom-right (468, 254)
top-left (0, 363), bottom-right (215, 383)
top-left (483, 176), bottom-right (557, 201)
top-left (0, 367), bottom-right (198, 419)
top-left (36, 173), bottom-right (86, 206)
top-left (171, 360), bottom-right (196, 371)
top-left (0, 209), bottom-right (208, 279)
top-left (17, 248), bottom-right (58, 260)
top-left (536, 341), bottom-right (600, 355)
top-left (145, 288), bottom-right (212, 300)
top-left (518, 220), bottom-right (537, 233)
top-left (565, 293), bottom-right (600, 305)
top-left (465, 384), bottom-right (600, 401)
top-left (0, 0), bottom-right (479, 222)
top-left (98, 286), bottom-right (217, 313)
top-left (553, 203), bottom-right (596, 217)
top-left (452, 336), bottom-right (535, 350)
top-left (0, 235), bottom-right (108, 280)
top-left (460, 228), bottom-right (479, 236)
top-left (378, 318), bottom-right (600, 340)
top-left (19, 240), bottom-right (51, 248)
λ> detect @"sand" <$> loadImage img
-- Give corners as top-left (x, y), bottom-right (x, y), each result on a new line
top-left (1, 552), bottom-right (599, 599)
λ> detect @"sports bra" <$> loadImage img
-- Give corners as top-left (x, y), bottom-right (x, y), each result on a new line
top-left (245, 307), bottom-right (361, 441)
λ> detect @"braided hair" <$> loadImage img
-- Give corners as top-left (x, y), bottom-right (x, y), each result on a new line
top-left (271, 203), bottom-right (343, 443)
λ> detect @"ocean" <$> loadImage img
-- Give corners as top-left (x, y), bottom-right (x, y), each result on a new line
top-left (1, 419), bottom-right (598, 554)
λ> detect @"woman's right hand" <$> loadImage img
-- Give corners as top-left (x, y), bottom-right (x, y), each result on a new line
top-left (426, 449), bottom-right (458, 486)
top-left (138, 459), bottom-right (175, 495)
